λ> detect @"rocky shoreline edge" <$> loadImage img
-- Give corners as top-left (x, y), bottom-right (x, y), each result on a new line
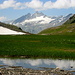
top-left (0, 65), bottom-right (75, 75)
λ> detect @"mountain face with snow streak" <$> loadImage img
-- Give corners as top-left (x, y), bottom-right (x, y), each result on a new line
top-left (6, 12), bottom-right (73, 34)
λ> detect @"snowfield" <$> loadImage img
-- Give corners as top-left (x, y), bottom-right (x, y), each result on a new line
top-left (0, 26), bottom-right (26, 35)
top-left (21, 16), bottom-right (54, 24)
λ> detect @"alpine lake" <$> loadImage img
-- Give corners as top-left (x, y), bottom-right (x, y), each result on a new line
top-left (0, 58), bottom-right (75, 75)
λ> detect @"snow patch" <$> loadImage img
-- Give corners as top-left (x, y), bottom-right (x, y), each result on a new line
top-left (0, 26), bottom-right (26, 35)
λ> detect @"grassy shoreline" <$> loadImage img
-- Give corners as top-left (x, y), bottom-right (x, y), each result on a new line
top-left (0, 35), bottom-right (75, 59)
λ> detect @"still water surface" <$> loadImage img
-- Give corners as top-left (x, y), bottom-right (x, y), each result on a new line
top-left (0, 58), bottom-right (75, 70)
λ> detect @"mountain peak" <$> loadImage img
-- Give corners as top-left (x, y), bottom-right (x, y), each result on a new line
top-left (35, 11), bottom-right (39, 14)
top-left (32, 12), bottom-right (44, 18)
top-left (26, 13), bottom-right (31, 16)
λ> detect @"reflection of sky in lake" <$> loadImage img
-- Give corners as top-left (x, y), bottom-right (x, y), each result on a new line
top-left (0, 58), bottom-right (75, 70)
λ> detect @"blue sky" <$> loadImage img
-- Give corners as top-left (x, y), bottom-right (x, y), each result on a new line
top-left (0, 0), bottom-right (75, 21)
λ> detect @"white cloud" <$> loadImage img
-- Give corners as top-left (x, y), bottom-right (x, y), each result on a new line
top-left (43, 0), bottom-right (75, 10)
top-left (0, 0), bottom-right (16, 9)
top-left (25, 0), bottom-right (43, 10)
top-left (0, 16), bottom-right (6, 21)
top-left (52, 0), bottom-right (71, 9)
top-left (43, 1), bottom-right (54, 10)
top-left (0, 0), bottom-right (75, 10)
top-left (0, 0), bottom-right (26, 9)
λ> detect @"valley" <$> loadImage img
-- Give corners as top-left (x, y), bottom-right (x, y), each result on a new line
top-left (0, 12), bottom-right (75, 59)
top-left (0, 0), bottom-right (75, 74)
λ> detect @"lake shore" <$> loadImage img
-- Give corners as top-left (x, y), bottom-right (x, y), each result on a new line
top-left (0, 65), bottom-right (74, 75)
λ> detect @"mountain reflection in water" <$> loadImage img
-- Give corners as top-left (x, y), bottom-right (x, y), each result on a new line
top-left (0, 58), bottom-right (75, 70)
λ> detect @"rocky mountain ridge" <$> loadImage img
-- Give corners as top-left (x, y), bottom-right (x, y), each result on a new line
top-left (4, 12), bottom-right (73, 34)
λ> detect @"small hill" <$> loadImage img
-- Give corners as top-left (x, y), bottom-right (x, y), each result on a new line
top-left (0, 22), bottom-right (30, 35)
top-left (39, 14), bottom-right (75, 35)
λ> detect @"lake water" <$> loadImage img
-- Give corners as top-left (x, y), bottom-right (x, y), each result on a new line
top-left (0, 58), bottom-right (75, 71)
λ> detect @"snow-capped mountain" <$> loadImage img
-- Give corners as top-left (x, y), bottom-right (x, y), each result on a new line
top-left (5, 12), bottom-right (73, 34)
top-left (12, 11), bottom-right (54, 25)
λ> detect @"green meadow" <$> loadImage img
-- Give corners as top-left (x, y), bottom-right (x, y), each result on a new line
top-left (0, 35), bottom-right (75, 59)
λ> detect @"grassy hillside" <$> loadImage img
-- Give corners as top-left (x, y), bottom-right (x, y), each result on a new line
top-left (39, 14), bottom-right (75, 35)
top-left (0, 22), bottom-right (30, 34)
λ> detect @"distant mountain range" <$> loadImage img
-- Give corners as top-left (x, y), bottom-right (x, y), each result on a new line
top-left (39, 14), bottom-right (75, 35)
top-left (4, 12), bottom-right (73, 34)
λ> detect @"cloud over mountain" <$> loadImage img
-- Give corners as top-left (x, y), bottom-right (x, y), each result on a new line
top-left (0, 0), bottom-right (75, 10)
